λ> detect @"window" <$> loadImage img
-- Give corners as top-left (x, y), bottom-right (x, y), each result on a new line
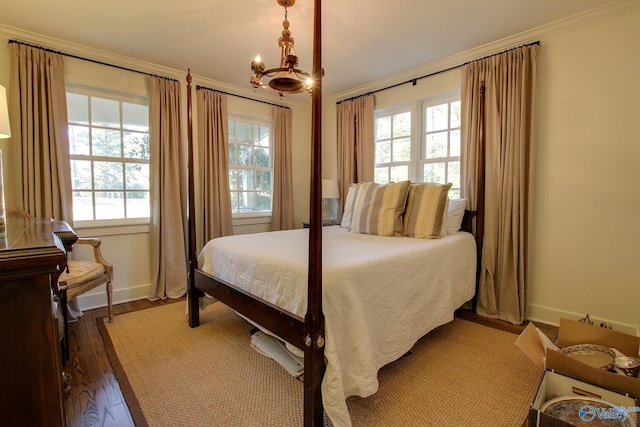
top-left (228, 117), bottom-right (273, 215)
top-left (374, 107), bottom-right (412, 184)
top-left (373, 94), bottom-right (461, 196)
top-left (420, 97), bottom-right (461, 198)
top-left (66, 87), bottom-right (150, 224)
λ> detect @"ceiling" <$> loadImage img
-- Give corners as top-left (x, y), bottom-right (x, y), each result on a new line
top-left (0, 0), bottom-right (619, 97)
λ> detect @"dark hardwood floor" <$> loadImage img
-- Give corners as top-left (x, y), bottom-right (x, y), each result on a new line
top-left (63, 298), bottom-right (557, 426)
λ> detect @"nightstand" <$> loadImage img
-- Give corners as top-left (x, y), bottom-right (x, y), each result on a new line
top-left (303, 222), bottom-right (337, 228)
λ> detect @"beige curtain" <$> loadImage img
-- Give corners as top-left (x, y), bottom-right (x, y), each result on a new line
top-left (8, 43), bottom-right (73, 221)
top-left (336, 95), bottom-right (374, 220)
top-left (149, 77), bottom-right (188, 300)
top-left (196, 88), bottom-right (233, 246)
top-left (271, 106), bottom-right (294, 231)
top-left (461, 44), bottom-right (539, 325)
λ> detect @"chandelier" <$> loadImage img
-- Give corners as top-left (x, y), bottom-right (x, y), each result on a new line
top-left (250, 0), bottom-right (313, 98)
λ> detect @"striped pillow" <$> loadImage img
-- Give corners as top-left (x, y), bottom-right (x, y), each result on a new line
top-left (340, 183), bottom-right (360, 228)
top-left (350, 181), bottom-right (410, 236)
top-left (403, 182), bottom-right (452, 239)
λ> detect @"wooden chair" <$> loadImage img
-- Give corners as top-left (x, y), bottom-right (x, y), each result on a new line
top-left (57, 237), bottom-right (114, 362)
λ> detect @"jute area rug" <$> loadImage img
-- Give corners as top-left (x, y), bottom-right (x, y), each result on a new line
top-left (101, 302), bottom-right (542, 427)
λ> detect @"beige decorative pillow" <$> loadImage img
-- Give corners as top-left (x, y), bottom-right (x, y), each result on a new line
top-left (350, 181), bottom-right (411, 236)
top-left (403, 182), bottom-right (452, 239)
top-left (340, 183), bottom-right (360, 228)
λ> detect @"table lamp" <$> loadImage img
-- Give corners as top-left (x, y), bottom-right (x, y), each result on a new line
top-left (0, 85), bottom-right (12, 238)
top-left (322, 179), bottom-right (340, 224)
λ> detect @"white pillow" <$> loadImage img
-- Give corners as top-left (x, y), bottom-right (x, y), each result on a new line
top-left (340, 183), bottom-right (360, 228)
top-left (439, 197), bottom-right (449, 237)
top-left (446, 198), bottom-right (468, 234)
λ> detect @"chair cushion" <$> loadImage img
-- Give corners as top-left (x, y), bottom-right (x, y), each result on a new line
top-left (59, 261), bottom-right (105, 288)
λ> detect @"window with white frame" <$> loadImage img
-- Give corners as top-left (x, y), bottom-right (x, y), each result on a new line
top-left (228, 116), bottom-right (273, 215)
top-left (374, 106), bottom-right (412, 184)
top-left (66, 87), bottom-right (150, 224)
top-left (420, 97), bottom-right (461, 198)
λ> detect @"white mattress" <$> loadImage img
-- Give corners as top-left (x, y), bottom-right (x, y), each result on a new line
top-left (198, 226), bottom-right (476, 426)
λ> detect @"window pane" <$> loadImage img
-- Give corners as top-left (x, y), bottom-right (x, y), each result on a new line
top-left (426, 132), bottom-right (448, 159)
top-left (375, 140), bottom-right (391, 163)
top-left (450, 130), bottom-right (461, 157)
top-left (67, 93), bottom-right (89, 124)
top-left (229, 169), bottom-right (242, 191)
top-left (450, 101), bottom-right (461, 128)
top-left (69, 125), bottom-right (90, 155)
top-left (72, 191), bottom-right (93, 220)
top-left (229, 144), bottom-right (238, 165)
top-left (448, 161), bottom-right (461, 188)
top-left (393, 137), bottom-right (411, 162)
top-left (91, 97), bottom-right (120, 128)
top-left (123, 102), bottom-right (149, 132)
top-left (256, 192), bottom-right (271, 211)
top-left (71, 160), bottom-right (92, 190)
top-left (93, 128), bottom-right (122, 157)
top-left (390, 165), bottom-right (408, 182)
top-left (231, 191), bottom-right (240, 213)
top-left (255, 125), bottom-right (270, 146)
top-left (236, 122), bottom-right (252, 143)
top-left (374, 167), bottom-right (388, 184)
top-left (423, 162), bottom-right (446, 183)
top-left (392, 112), bottom-right (411, 137)
top-left (375, 116), bottom-right (391, 140)
top-left (95, 192), bottom-right (125, 219)
top-left (238, 144), bottom-right (252, 166)
top-left (94, 161), bottom-right (123, 190)
top-left (242, 170), bottom-right (255, 191)
top-left (228, 121), bottom-right (235, 142)
top-left (239, 192), bottom-right (255, 213)
top-left (449, 189), bottom-right (461, 199)
top-left (126, 191), bottom-right (150, 218)
top-left (426, 104), bottom-right (448, 132)
top-left (254, 147), bottom-right (270, 168)
top-left (126, 163), bottom-right (149, 190)
top-left (123, 132), bottom-right (149, 159)
top-left (256, 171), bottom-right (271, 191)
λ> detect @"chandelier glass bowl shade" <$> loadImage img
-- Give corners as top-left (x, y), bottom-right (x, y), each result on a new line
top-left (250, 0), bottom-right (313, 97)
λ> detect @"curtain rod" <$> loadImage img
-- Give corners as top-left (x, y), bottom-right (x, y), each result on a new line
top-left (196, 85), bottom-right (291, 110)
top-left (7, 39), bottom-right (178, 82)
top-left (337, 41), bottom-right (540, 105)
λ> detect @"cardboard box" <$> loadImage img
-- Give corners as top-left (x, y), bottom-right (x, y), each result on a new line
top-left (530, 370), bottom-right (638, 426)
top-left (517, 318), bottom-right (640, 426)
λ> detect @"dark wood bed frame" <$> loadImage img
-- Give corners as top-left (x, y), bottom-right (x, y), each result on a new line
top-left (185, 1), bottom-right (485, 425)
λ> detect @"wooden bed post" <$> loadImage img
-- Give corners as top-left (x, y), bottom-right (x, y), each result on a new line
top-left (304, 0), bottom-right (326, 425)
top-left (186, 70), bottom-right (202, 327)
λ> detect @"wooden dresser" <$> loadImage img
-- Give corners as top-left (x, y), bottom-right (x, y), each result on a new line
top-left (0, 217), bottom-right (77, 427)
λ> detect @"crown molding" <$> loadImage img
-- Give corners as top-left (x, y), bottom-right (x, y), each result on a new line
top-left (327, 0), bottom-right (640, 104)
top-left (0, 23), bottom-right (310, 109)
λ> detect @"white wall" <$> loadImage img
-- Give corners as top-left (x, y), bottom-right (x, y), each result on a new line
top-left (529, 7), bottom-right (640, 334)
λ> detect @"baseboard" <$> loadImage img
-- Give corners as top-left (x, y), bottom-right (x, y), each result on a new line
top-left (527, 303), bottom-right (638, 336)
top-left (76, 283), bottom-right (153, 311)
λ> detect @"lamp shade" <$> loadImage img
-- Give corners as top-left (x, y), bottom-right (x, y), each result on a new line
top-left (0, 85), bottom-right (10, 139)
top-left (322, 179), bottom-right (340, 199)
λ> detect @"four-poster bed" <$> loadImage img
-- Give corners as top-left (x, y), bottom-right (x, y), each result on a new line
top-left (184, 1), bottom-right (485, 425)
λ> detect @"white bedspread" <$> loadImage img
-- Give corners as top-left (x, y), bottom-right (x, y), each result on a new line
top-left (198, 226), bottom-right (476, 427)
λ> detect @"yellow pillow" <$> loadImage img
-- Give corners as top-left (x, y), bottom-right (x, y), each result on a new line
top-left (350, 181), bottom-right (410, 236)
top-left (403, 182), bottom-right (452, 238)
